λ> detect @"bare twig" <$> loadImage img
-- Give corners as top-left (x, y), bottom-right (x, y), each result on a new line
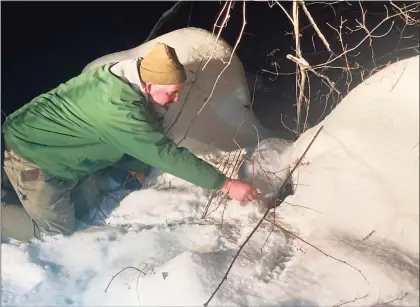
top-left (362, 230), bottom-right (376, 241)
top-left (368, 291), bottom-right (408, 307)
top-left (391, 1), bottom-right (420, 25)
top-left (202, 191), bottom-right (219, 219)
top-left (203, 1), bottom-right (233, 70)
top-left (286, 54), bottom-right (341, 96)
top-left (187, 2), bottom-right (194, 27)
top-left (281, 113), bottom-right (301, 136)
top-left (250, 66), bottom-right (263, 108)
top-left (144, 2), bottom-right (184, 43)
top-left (166, 58), bottom-right (205, 135)
top-left (203, 125), bottom-right (324, 307)
top-left (303, 69), bottom-right (312, 131)
top-left (326, 17), bottom-right (353, 93)
top-left (333, 293), bottom-right (369, 307)
top-left (199, 1), bottom-right (246, 114)
top-left (390, 67), bottom-right (406, 91)
top-left (292, 1), bottom-right (307, 133)
top-left (299, 0), bottom-right (332, 52)
top-left (212, 1), bottom-right (229, 36)
top-left (204, 148), bottom-right (243, 219)
top-left (105, 266), bottom-right (146, 293)
top-left (265, 1), bottom-right (418, 134)
top-left (312, 2), bottom-right (420, 69)
top-left (280, 200), bottom-right (323, 214)
top-left (136, 262), bottom-right (149, 304)
top-left (265, 218), bottom-right (369, 285)
top-left (261, 68), bottom-right (297, 77)
top-left (270, 1), bottom-right (294, 24)
top-left (260, 208), bottom-right (276, 254)
top-left (178, 1), bottom-right (247, 146)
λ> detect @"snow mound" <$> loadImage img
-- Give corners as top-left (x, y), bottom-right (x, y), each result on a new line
top-left (83, 27), bottom-right (276, 158)
top-left (241, 138), bottom-right (293, 199)
top-left (1, 56), bottom-right (418, 306)
top-left (282, 55), bottom-right (419, 305)
top-left (1, 243), bottom-right (46, 305)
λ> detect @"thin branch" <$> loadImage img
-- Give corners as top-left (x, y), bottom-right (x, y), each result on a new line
top-left (281, 113), bottom-right (301, 136)
top-left (250, 67), bottom-right (263, 108)
top-left (199, 1), bottom-right (246, 114)
top-left (390, 67), bottom-right (406, 91)
top-left (204, 148), bottom-right (243, 219)
top-left (303, 69), bottom-right (311, 132)
top-left (202, 191), bottom-right (219, 219)
top-left (299, 0), bottom-right (332, 52)
top-left (391, 1), bottom-right (420, 25)
top-left (266, 218), bottom-right (369, 285)
top-left (177, 1), bottom-right (247, 146)
top-left (280, 200), bottom-right (323, 214)
top-left (143, 2), bottom-right (184, 43)
top-left (369, 21), bottom-right (395, 38)
top-left (212, 1), bottom-right (229, 36)
top-left (333, 293), bottom-right (369, 307)
top-left (105, 266), bottom-right (146, 293)
top-left (260, 213), bottom-right (275, 254)
top-left (362, 230), bottom-right (376, 241)
top-left (165, 58), bottom-right (205, 135)
top-left (271, 1), bottom-right (294, 24)
top-left (286, 54), bottom-right (341, 96)
top-left (187, 2), bottom-right (194, 27)
top-left (203, 1), bottom-right (233, 70)
top-left (136, 262), bottom-right (149, 304)
top-left (312, 3), bottom-right (420, 69)
top-left (292, 0), bottom-right (306, 133)
top-left (261, 67), bottom-right (298, 77)
top-left (368, 291), bottom-right (408, 307)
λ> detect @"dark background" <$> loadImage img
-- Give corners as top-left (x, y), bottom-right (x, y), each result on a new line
top-left (1, 1), bottom-right (419, 135)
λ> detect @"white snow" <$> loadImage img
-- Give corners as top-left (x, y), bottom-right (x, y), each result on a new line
top-left (2, 56), bottom-right (418, 306)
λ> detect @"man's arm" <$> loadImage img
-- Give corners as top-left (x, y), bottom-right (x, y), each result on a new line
top-left (100, 100), bottom-right (226, 190)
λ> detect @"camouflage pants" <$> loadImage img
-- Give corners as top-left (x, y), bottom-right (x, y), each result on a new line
top-left (1, 149), bottom-right (132, 243)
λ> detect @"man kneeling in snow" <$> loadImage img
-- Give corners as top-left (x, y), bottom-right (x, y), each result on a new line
top-left (1, 42), bottom-right (259, 243)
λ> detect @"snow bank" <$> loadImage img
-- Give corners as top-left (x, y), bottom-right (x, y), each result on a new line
top-left (2, 56), bottom-right (418, 306)
top-left (2, 188), bottom-right (293, 306)
top-left (280, 55), bottom-right (419, 305)
top-left (83, 27), bottom-right (276, 158)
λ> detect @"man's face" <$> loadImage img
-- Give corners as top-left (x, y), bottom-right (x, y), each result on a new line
top-left (145, 83), bottom-right (184, 109)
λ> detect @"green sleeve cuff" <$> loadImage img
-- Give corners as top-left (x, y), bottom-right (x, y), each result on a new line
top-left (211, 172), bottom-right (227, 190)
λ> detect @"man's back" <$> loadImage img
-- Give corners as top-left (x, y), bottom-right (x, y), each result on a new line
top-left (2, 64), bottom-right (148, 181)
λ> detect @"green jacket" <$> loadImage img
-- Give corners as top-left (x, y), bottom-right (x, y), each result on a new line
top-left (2, 63), bottom-right (226, 190)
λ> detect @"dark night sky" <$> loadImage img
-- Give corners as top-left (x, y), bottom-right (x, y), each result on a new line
top-left (1, 1), bottom-right (284, 115)
top-left (1, 1), bottom-right (419, 132)
top-left (1, 2), bottom-right (216, 116)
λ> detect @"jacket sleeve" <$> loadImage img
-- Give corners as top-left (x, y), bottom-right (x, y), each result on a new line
top-left (100, 100), bottom-right (226, 190)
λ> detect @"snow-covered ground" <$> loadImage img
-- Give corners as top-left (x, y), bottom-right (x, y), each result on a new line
top-left (2, 56), bottom-right (418, 306)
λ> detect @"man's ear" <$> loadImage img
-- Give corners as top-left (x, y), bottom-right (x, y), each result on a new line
top-left (145, 83), bottom-right (152, 93)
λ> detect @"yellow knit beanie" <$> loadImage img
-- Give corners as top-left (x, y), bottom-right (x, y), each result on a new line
top-left (139, 42), bottom-right (187, 85)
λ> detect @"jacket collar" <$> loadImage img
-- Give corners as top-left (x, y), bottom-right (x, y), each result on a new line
top-left (110, 58), bottom-right (167, 117)
top-left (110, 58), bottom-right (147, 99)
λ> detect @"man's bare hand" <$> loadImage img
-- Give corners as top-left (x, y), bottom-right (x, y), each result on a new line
top-left (220, 178), bottom-right (260, 202)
